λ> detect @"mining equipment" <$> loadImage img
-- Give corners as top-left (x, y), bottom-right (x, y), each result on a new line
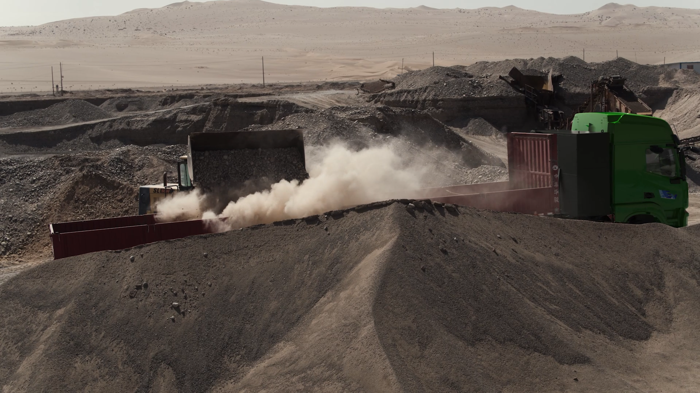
top-left (577, 75), bottom-right (652, 116)
top-left (138, 129), bottom-right (306, 215)
top-left (49, 113), bottom-right (689, 259)
top-left (499, 67), bottom-right (567, 130)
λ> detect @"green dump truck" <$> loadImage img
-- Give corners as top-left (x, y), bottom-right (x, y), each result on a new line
top-left (427, 112), bottom-right (689, 227)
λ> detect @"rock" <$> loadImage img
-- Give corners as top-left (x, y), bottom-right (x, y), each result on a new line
top-left (129, 255), bottom-right (135, 262)
top-left (203, 252), bottom-right (208, 258)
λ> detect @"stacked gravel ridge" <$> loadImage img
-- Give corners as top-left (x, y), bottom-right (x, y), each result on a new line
top-left (2, 201), bottom-right (700, 391)
top-left (0, 99), bottom-right (113, 129)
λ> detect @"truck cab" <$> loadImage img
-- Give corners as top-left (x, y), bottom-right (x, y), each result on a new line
top-left (570, 113), bottom-right (688, 227)
top-left (137, 156), bottom-right (192, 215)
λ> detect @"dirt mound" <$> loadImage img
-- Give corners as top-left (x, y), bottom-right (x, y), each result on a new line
top-left (0, 145), bottom-right (184, 264)
top-left (388, 66), bottom-right (515, 99)
top-left (0, 100), bottom-right (113, 129)
top-left (2, 201), bottom-right (700, 391)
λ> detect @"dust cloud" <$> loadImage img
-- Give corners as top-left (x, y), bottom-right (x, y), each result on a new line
top-left (155, 144), bottom-right (429, 230)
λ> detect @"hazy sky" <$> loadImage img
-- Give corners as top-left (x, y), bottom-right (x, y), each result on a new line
top-left (2, 0), bottom-right (699, 27)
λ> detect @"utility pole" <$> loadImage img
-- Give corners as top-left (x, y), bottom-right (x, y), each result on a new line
top-left (664, 56), bottom-right (666, 65)
top-left (51, 66), bottom-right (55, 96)
top-left (432, 52), bottom-right (435, 67)
top-left (402, 58), bottom-right (404, 74)
top-left (616, 50), bottom-right (618, 59)
top-left (262, 56), bottom-right (265, 87)
top-left (583, 49), bottom-right (585, 62)
top-left (59, 62), bottom-right (64, 96)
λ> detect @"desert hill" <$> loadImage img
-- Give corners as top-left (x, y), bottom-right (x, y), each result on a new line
top-left (0, 1), bottom-right (699, 92)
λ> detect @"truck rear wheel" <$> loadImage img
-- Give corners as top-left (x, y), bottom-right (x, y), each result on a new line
top-left (627, 214), bottom-right (659, 225)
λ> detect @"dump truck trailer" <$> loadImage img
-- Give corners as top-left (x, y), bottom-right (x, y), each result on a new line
top-left (49, 113), bottom-right (688, 259)
top-left (138, 129), bottom-right (306, 214)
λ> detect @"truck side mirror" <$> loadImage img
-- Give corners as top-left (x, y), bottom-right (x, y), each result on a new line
top-left (679, 151), bottom-right (687, 180)
top-left (650, 145), bottom-right (664, 154)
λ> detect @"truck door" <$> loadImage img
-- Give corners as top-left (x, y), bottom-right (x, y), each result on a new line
top-left (612, 142), bottom-right (688, 227)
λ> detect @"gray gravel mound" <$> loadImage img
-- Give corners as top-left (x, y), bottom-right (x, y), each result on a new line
top-left (2, 202), bottom-right (700, 391)
top-left (0, 145), bottom-right (184, 263)
top-left (388, 66), bottom-right (516, 98)
top-left (0, 100), bottom-right (113, 129)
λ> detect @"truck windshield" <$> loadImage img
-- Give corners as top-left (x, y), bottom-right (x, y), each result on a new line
top-left (179, 162), bottom-right (192, 188)
top-left (646, 148), bottom-right (677, 177)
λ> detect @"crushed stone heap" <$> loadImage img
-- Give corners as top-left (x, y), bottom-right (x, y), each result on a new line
top-left (2, 201), bottom-right (700, 392)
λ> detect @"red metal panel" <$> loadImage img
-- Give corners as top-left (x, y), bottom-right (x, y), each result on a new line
top-left (51, 215), bottom-right (157, 234)
top-left (50, 216), bottom-right (215, 260)
top-left (508, 133), bottom-right (558, 190)
top-left (430, 187), bottom-right (556, 215)
top-left (421, 181), bottom-right (511, 198)
top-left (51, 225), bottom-right (149, 260)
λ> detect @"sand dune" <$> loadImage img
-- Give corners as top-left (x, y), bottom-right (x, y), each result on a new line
top-left (0, 1), bottom-right (699, 92)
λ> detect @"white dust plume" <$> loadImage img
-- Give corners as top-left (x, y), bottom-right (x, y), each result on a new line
top-left (156, 143), bottom-right (429, 230)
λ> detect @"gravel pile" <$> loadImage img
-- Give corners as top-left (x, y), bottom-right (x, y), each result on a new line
top-left (460, 165), bottom-right (509, 184)
top-left (393, 66), bottom-right (474, 90)
top-left (3, 201), bottom-right (700, 391)
top-left (0, 145), bottom-right (184, 263)
top-left (458, 117), bottom-right (504, 137)
top-left (387, 66), bottom-right (516, 98)
top-left (192, 148), bottom-right (308, 194)
top-left (0, 99), bottom-right (113, 129)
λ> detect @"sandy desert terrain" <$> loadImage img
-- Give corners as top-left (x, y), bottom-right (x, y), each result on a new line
top-left (2, 2), bottom-right (700, 392)
top-left (1, 1), bottom-right (700, 92)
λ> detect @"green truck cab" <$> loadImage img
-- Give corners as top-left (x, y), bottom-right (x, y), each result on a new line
top-left (569, 113), bottom-right (688, 227)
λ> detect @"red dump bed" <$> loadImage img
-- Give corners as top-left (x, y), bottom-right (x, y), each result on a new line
top-left (49, 133), bottom-right (559, 260)
top-left (424, 132), bottom-right (560, 215)
top-left (50, 215), bottom-right (214, 260)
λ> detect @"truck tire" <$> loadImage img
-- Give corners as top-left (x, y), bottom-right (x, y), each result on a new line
top-left (627, 214), bottom-right (659, 225)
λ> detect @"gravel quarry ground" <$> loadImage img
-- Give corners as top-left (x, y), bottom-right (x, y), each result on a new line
top-left (2, 201), bottom-right (700, 392)
top-left (1, 57), bottom-right (700, 391)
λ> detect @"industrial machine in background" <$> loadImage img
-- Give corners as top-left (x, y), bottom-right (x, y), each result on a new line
top-left (499, 67), bottom-right (567, 130)
top-left (49, 112), bottom-right (689, 259)
top-left (577, 75), bottom-right (652, 116)
top-left (501, 68), bottom-right (654, 130)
